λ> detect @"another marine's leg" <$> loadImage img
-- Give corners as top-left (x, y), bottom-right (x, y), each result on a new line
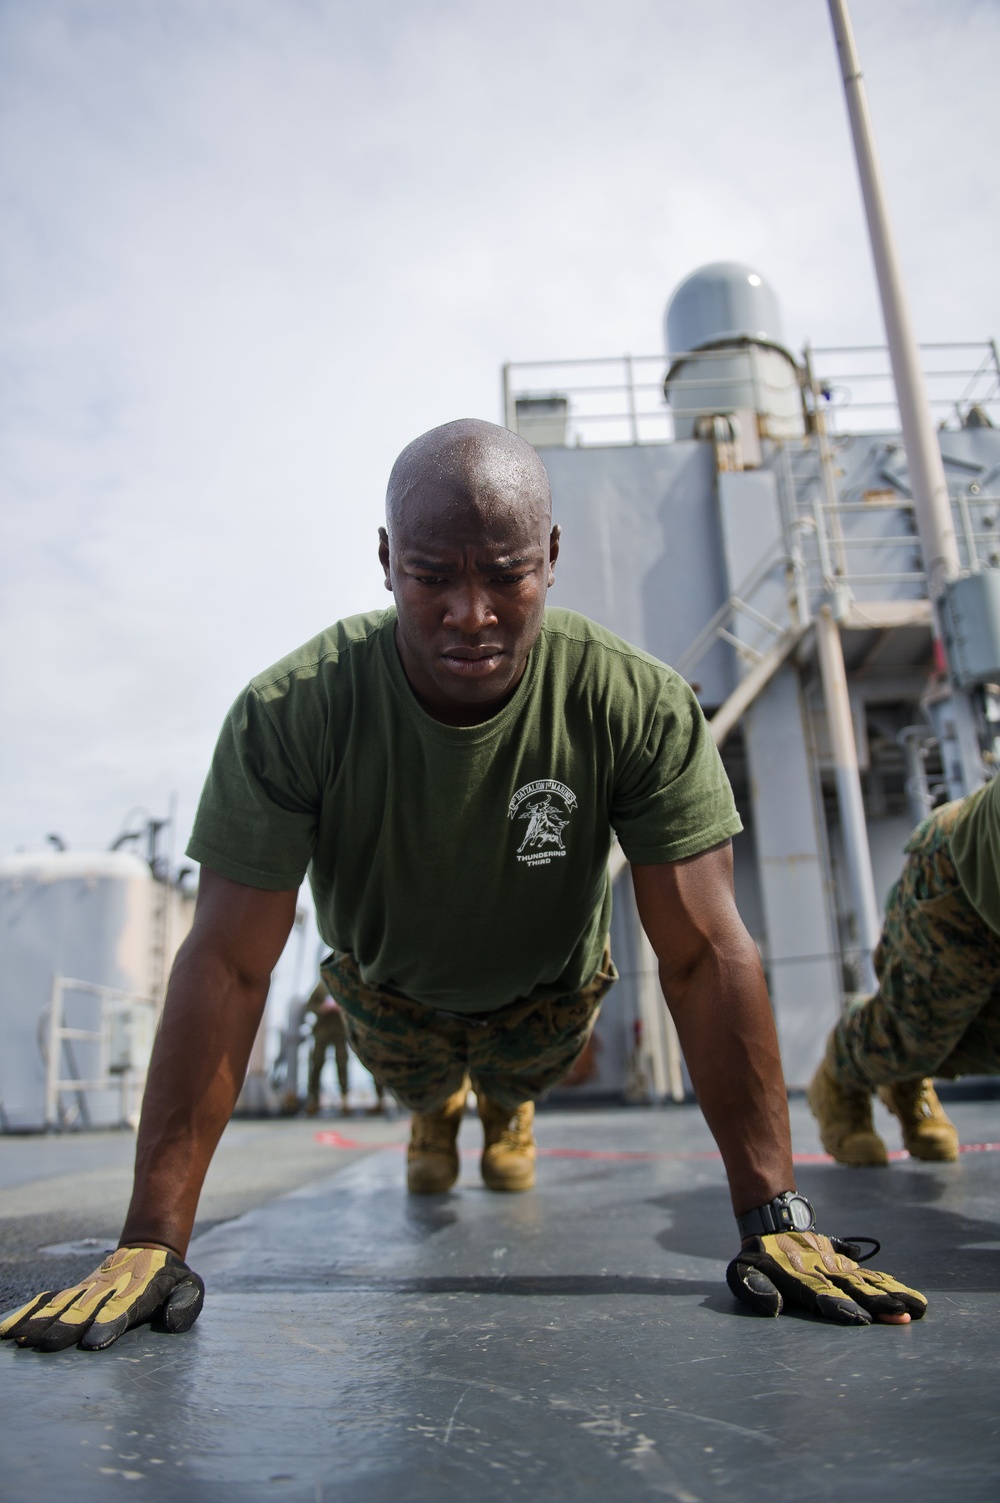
top-left (330, 1012), bottom-right (351, 1116)
top-left (876, 1078), bottom-right (958, 1161)
top-left (810, 802), bottom-right (999, 1163)
top-left (471, 947), bottom-right (617, 1192)
top-left (320, 953), bottom-right (470, 1192)
top-left (406, 1076), bottom-right (470, 1193)
top-left (806, 1058), bottom-right (887, 1166)
top-left (476, 1097), bottom-right (537, 1192)
top-left (304, 1030), bottom-right (327, 1118)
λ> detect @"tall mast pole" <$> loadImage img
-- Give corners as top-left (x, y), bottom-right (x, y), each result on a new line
top-left (827, 0), bottom-right (984, 793)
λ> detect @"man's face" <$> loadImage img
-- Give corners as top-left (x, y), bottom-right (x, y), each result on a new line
top-left (379, 483), bottom-right (559, 726)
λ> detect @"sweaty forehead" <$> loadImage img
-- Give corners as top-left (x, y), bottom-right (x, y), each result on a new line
top-left (386, 419), bottom-right (551, 547)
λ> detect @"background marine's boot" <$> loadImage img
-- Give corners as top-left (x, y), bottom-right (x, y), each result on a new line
top-left (878, 1078), bottom-right (959, 1161)
top-left (807, 1059), bottom-right (888, 1166)
top-left (478, 1096), bottom-right (536, 1192)
top-left (406, 1077), bottom-right (469, 1193)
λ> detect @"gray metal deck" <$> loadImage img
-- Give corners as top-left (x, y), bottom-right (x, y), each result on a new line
top-left (2, 1100), bottom-right (999, 1501)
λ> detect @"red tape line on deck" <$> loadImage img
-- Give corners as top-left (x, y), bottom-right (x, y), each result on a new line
top-left (537, 1142), bottom-right (1000, 1164)
top-left (314, 1131), bottom-right (1000, 1162)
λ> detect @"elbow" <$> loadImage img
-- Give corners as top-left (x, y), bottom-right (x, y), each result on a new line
top-left (169, 930), bottom-right (272, 1001)
top-left (658, 930), bottom-right (766, 1011)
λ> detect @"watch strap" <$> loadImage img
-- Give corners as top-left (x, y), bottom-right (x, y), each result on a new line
top-left (737, 1193), bottom-right (815, 1240)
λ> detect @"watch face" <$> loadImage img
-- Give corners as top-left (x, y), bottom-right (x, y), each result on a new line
top-left (787, 1195), bottom-right (815, 1232)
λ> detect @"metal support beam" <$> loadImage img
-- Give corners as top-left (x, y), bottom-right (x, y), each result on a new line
top-left (608, 848), bottom-right (685, 1103)
top-left (827, 0), bottom-right (985, 795)
top-left (827, 0), bottom-right (959, 597)
top-left (741, 664), bottom-right (843, 1084)
top-left (815, 605), bottom-right (881, 992)
top-left (709, 624), bottom-right (809, 748)
top-left (635, 924), bottom-right (685, 1103)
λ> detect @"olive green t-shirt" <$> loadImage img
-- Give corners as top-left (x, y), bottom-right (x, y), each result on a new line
top-left (950, 772), bottom-right (1000, 937)
top-left (187, 608), bottom-right (742, 1012)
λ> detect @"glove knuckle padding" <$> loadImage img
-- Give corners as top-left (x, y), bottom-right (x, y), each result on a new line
top-left (157, 1277), bottom-right (205, 1333)
top-left (0, 1247), bottom-right (206, 1352)
top-left (726, 1258), bottom-right (783, 1317)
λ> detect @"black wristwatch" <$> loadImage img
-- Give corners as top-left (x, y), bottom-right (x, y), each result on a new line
top-left (736, 1191), bottom-right (816, 1240)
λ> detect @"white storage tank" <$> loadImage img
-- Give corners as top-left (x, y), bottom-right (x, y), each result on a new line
top-left (663, 261), bottom-right (805, 446)
top-left (0, 850), bottom-right (181, 1130)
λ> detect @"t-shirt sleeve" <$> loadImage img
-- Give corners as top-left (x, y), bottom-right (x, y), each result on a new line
top-left (186, 684), bottom-right (320, 890)
top-left (949, 773), bottom-right (1000, 936)
top-left (611, 669), bottom-right (742, 864)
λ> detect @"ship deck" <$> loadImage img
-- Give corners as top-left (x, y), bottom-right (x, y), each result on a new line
top-left (1, 1097), bottom-right (999, 1502)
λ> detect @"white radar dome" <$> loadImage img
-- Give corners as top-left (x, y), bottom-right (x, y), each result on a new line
top-left (664, 262), bottom-right (785, 356)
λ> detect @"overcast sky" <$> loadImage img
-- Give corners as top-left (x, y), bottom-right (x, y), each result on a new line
top-left (3, 0), bottom-right (999, 870)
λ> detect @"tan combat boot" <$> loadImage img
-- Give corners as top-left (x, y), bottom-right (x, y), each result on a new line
top-left (406, 1077), bottom-right (469, 1193)
top-left (807, 1058), bottom-right (888, 1166)
top-left (878, 1078), bottom-right (959, 1161)
top-left (477, 1096), bottom-right (536, 1192)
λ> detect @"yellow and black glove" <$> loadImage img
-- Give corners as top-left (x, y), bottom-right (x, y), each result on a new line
top-left (727, 1231), bottom-right (927, 1325)
top-left (0, 1246), bottom-right (204, 1352)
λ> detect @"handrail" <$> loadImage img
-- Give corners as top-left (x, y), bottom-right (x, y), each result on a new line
top-left (502, 339), bottom-right (1000, 446)
top-left (45, 975), bottom-right (158, 1130)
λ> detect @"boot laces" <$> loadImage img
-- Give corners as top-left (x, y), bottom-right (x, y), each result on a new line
top-left (498, 1104), bottom-right (533, 1150)
top-left (893, 1078), bottom-right (937, 1120)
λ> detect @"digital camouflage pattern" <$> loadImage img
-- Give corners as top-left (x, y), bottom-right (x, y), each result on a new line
top-left (320, 949), bottom-right (617, 1113)
top-left (828, 799), bottom-right (1000, 1090)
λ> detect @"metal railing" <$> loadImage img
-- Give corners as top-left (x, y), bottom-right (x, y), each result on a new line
top-left (44, 976), bottom-right (158, 1129)
top-left (502, 352), bottom-right (672, 447)
top-left (502, 340), bottom-right (1000, 447)
top-left (806, 341), bottom-right (1000, 436)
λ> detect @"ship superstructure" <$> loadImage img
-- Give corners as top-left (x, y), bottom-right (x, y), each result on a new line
top-left (506, 260), bottom-right (1000, 1092)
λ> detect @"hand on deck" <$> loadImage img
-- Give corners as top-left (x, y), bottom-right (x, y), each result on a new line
top-left (726, 1230), bottom-right (927, 1325)
top-left (0, 1246), bottom-right (204, 1352)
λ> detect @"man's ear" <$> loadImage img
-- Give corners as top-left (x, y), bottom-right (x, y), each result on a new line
top-left (547, 524), bottom-right (561, 587)
top-left (378, 527), bottom-right (393, 593)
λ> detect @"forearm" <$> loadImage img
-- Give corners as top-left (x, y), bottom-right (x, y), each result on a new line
top-left (661, 937), bottom-right (794, 1218)
top-left (120, 941), bottom-right (269, 1257)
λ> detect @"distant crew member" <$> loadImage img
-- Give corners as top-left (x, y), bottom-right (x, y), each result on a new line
top-left (1, 419), bottom-right (926, 1353)
top-left (304, 981), bottom-right (351, 1117)
top-left (809, 779), bottom-right (1000, 1165)
top-left (304, 980), bottom-right (386, 1117)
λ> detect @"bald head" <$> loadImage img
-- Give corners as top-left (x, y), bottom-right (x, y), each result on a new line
top-left (378, 418), bottom-right (561, 726)
top-left (385, 418), bottom-right (551, 540)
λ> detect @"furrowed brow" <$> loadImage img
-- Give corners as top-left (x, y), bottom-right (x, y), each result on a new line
top-left (399, 549), bottom-right (541, 571)
top-left (482, 553), bottom-right (538, 570)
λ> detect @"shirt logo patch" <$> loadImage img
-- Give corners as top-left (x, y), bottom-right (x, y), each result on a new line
top-left (508, 780), bottom-right (578, 866)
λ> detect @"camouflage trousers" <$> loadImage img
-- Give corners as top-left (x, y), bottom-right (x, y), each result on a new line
top-left (319, 949), bottom-right (617, 1114)
top-left (307, 1010), bottom-right (349, 1099)
top-left (828, 799), bottom-right (1000, 1090)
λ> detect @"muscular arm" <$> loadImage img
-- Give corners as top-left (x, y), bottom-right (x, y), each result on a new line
top-left (119, 869), bottom-right (298, 1257)
top-left (630, 844), bottom-right (794, 1218)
